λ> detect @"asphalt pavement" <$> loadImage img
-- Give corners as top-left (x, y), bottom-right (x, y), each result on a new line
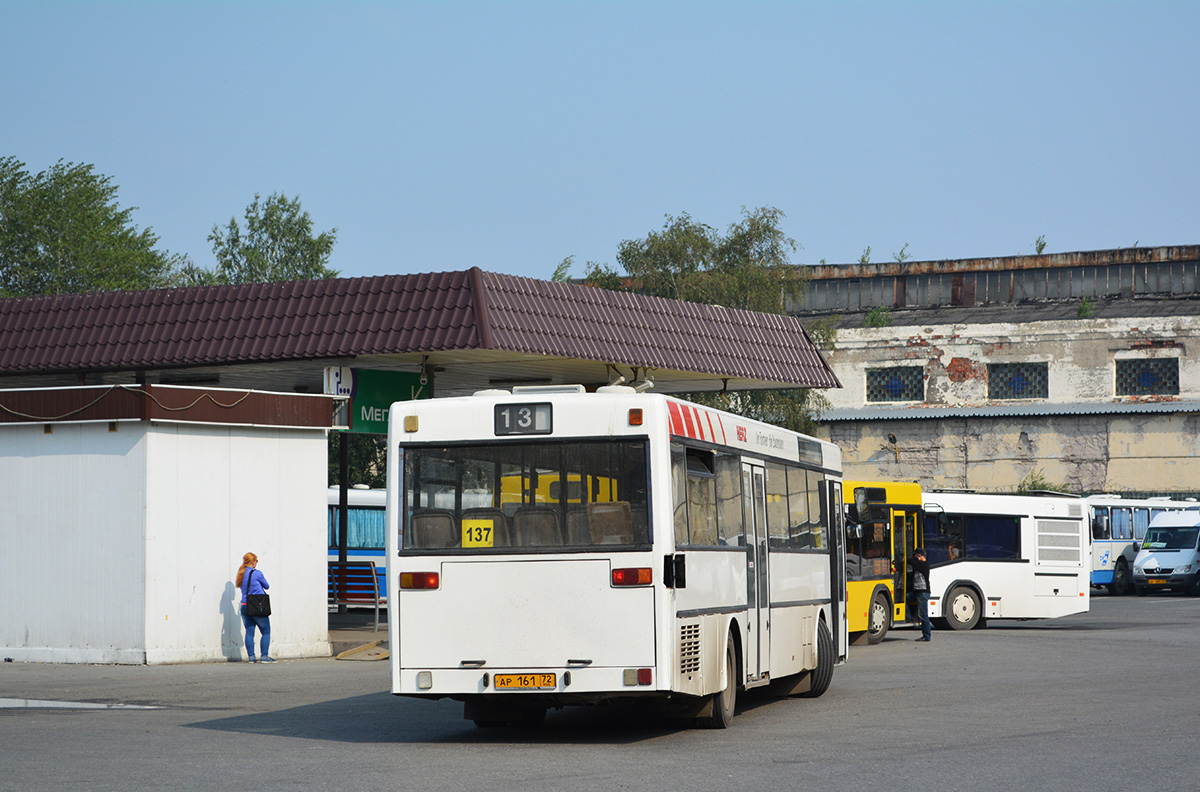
top-left (3, 593), bottom-right (1199, 792)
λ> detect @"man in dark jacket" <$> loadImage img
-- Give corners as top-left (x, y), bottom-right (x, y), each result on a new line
top-left (911, 548), bottom-right (932, 641)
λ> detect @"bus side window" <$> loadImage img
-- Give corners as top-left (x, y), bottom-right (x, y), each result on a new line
top-left (1112, 508), bottom-right (1132, 540)
top-left (765, 462), bottom-right (789, 548)
top-left (1092, 507), bottom-right (1111, 540)
top-left (807, 470), bottom-right (827, 549)
top-left (714, 454), bottom-right (742, 546)
top-left (786, 466), bottom-right (810, 549)
top-left (671, 446), bottom-right (688, 545)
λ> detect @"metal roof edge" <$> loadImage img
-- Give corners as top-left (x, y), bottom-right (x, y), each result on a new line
top-left (818, 399), bottom-right (1200, 422)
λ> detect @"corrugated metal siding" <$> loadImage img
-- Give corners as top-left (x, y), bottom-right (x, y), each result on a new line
top-left (796, 246), bottom-right (1200, 314)
top-left (820, 399), bottom-right (1200, 422)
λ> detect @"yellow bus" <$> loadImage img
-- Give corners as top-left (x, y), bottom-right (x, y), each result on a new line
top-left (842, 481), bottom-right (923, 644)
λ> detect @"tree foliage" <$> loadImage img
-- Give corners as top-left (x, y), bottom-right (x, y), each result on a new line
top-left (327, 432), bottom-right (387, 490)
top-left (204, 192), bottom-right (338, 285)
top-left (1015, 468), bottom-right (1071, 495)
top-left (0, 157), bottom-right (185, 296)
top-left (585, 207), bottom-right (829, 434)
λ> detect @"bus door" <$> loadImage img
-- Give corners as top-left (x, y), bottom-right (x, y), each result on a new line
top-left (742, 461), bottom-right (769, 681)
top-left (893, 508), bottom-right (918, 623)
top-left (828, 480), bottom-right (847, 661)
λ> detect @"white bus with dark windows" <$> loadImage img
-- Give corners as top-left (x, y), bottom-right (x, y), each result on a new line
top-left (1085, 494), bottom-right (1199, 595)
top-left (920, 491), bottom-right (1090, 630)
top-left (383, 385), bottom-right (847, 728)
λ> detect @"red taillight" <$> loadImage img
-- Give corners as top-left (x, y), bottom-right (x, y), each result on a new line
top-left (637, 668), bottom-right (652, 685)
top-left (611, 567), bottom-right (652, 586)
top-left (399, 572), bottom-right (440, 590)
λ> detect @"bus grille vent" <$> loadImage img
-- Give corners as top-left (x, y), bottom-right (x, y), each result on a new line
top-left (1037, 519), bottom-right (1082, 564)
top-left (679, 623), bottom-right (701, 678)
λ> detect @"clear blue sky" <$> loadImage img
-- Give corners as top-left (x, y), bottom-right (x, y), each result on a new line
top-left (4, 1), bottom-right (1197, 282)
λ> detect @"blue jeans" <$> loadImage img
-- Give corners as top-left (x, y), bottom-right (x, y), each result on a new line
top-left (240, 605), bottom-right (271, 659)
top-left (915, 591), bottom-right (932, 640)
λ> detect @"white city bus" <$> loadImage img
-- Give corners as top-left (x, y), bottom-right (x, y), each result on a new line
top-left (384, 385), bottom-right (847, 728)
top-left (920, 491), bottom-right (1090, 629)
top-left (1085, 494), bottom-right (1199, 595)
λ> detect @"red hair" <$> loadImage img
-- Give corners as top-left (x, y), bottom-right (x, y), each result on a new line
top-left (236, 552), bottom-right (258, 588)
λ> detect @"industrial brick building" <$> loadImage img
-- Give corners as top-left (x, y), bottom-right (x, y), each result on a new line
top-left (789, 245), bottom-right (1200, 496)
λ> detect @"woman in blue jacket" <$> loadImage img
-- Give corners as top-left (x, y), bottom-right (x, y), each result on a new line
top-left (236, 552), bottom-right (275, 663)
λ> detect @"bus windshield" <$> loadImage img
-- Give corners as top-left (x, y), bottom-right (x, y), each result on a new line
top-left (403, 439), bottom-right (650, 551)
top-left (1141, 526), bottom-right (1200, 551)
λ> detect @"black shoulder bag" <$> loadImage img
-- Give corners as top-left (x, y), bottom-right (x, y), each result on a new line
top-left (245, 569), bottom-right (271, 617)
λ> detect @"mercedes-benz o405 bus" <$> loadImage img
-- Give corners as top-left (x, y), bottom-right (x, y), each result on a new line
top-left (384, 386), bottom-right (847, 728)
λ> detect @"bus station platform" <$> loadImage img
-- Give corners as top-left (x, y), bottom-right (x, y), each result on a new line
top-left (328, 609), bottom-right (389, 659)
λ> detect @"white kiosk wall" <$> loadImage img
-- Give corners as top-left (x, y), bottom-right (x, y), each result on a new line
top-left (1, 420), bottom-right (330, 664)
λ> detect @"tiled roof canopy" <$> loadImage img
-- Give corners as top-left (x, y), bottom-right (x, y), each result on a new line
top-left (0, 268), bottom-right (840, 393)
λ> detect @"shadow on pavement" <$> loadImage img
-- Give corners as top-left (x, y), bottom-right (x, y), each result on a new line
top-left (185, 692), bottom-right (685, 745)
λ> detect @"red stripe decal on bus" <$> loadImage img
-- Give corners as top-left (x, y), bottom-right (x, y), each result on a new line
top-left (667, 400), bottom-right (685, 436)
top-left (706, 411), bottom-right (720, 443)
top-left (681, 405), bottom-right (697, 438)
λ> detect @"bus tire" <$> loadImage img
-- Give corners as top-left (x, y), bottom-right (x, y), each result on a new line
top-left (867, 590), bottom-right (891, 644)
top-left (946, 585), bottom-right (981, 631)
top-left (704, 633), bottom-right (738, 729)
top-left (799, 619), bottom-right (834, 698)
top-left (1108, 560), bottom-right (1131, 596)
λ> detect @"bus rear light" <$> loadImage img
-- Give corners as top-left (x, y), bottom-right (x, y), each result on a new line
top-left (623, 668), bottom-right (653, 686)
top-left (612, 567), bottom-right (652, 586)
top-left (628, 408), bottom-right (643, 426)
top-left (400, 572), bottom-right (440, 590)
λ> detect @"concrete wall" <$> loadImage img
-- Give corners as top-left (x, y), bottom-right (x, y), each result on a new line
top-left (1, 420), bottom-right (331, 664)
top-left (818, 412), bottom-right (1200, 495)
top-left (823, 315), bottom-right (1198, 410)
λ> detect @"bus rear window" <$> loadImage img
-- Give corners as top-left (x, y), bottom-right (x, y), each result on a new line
top-left (403, 439), bottom-right (650, 551)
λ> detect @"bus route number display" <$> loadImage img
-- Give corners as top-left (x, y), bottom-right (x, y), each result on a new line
top-left (494, 403), bottom-right (552, 436)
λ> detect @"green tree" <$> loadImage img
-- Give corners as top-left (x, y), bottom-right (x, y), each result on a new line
top-left (585, 207), bottom-right (828, 434)
top-left (551, 255), bottom-right (574, 282)
top-left (327, 432), bottom-right (387, 489)
top-left (864, 306), bottom-right (893, 327)
top-left (205, 192), bottom-right (338, 285)
top-left (1015, 468), bottom-right (1070, 495)
top-left (0, 157), bottom-right (185, 296)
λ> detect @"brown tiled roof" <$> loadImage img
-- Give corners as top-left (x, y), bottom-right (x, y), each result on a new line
top-left (0, 268), bottom-right (840, 390)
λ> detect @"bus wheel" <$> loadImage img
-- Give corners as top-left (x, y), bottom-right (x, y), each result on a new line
top-left (799, 619), bottom-right (834, 698)
top-left (946, 586), bottom-right (981, 630)
top-left (704, 634), bottom-right (738, 729)
top-left (1108, 560), bottom-right (1131, 596)
top-left (867, 591), bottom-right (891, 644)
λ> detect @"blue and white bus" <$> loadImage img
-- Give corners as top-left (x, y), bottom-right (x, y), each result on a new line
top-left (1085, 495), bottom-right (1199, 595)
top-left (328, 485), bottom-right (387, 584)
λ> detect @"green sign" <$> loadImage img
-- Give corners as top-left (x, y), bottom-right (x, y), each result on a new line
top-left (324, 367), bottom-right (428, 434)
